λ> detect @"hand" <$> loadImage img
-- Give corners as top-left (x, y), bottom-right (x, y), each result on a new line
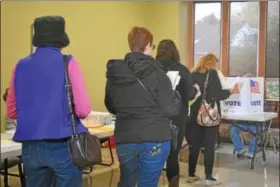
top-left (230, 84), bottom-right (239, 95)
top-left (193, 83), bottom-right (200, 91)
top-left (87, 111), bottom-right (95, 117)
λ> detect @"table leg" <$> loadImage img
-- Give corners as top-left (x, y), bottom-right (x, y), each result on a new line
top-left (4, 159), bottom-right (9, 187)
top-left (260, 124), bottom-right (266, 162)
top-left (18, 164), bottom-right (25, 187)
top-left (17, 156), bottom-right (26, 187)
top-left (251, 125), bottom-right (260, 170)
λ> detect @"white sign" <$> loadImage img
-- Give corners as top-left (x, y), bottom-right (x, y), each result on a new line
top-left (249, 77), bottom-right (264, 113)
top-left (220, 77), bottom-right (264, 115)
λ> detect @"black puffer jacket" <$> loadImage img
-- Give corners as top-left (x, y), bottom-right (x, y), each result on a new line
top-left (105, 52), bottom-right (181, 144)
top-left (160, 60), bottom-right (197, 127)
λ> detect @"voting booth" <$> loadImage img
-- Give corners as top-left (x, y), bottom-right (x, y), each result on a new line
top-left (220, 77), bottom-right (264, 116)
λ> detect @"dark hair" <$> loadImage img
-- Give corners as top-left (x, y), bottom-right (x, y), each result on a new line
top-left (156, 39), bottom-right (180, 62)
top-left (3, 88), bottom-right (9, 102)
top-left (128, 26), bottom-right (153, 52)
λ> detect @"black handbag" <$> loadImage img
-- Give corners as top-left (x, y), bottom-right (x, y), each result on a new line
top-left (63, 55), bottom-right (102, 168)
top-left (134, 77), bottom-right (179, 152)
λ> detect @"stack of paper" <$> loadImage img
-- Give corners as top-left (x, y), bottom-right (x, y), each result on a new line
top-left (166, 71), bottom-right (181, 90)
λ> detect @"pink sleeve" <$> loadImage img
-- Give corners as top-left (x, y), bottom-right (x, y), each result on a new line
top-left (6, 67), bottom-right (17, 119)
top-left (68, 58), bottom-right (92, 118)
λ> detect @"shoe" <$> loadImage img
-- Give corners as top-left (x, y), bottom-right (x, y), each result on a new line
top-left (205, 176), bottom-right (221, 186)
top-left (236, 149), bottom-right (247, 157)
top-left (168, 176), bottom-right (179, 187)
top-left (186, 175), bottom-right (200, 183)
top-left (247, 152), bottom-right (254, 159)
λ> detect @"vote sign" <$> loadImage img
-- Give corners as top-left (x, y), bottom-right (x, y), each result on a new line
top-left (220, 77), bottom-right (264, 115)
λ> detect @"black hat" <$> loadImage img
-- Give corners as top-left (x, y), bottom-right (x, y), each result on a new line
top-left (32, 16), bottom-right (70, 48)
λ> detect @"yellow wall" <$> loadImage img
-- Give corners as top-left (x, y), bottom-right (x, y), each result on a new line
top-left (143, 2), bottom-right (181, 56)
top-left (1, 1), bottom-right (185, 131)
top-left (142, 2), bottom-right (188, 65)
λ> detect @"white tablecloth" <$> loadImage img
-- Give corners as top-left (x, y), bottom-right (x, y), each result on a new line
top-left (222, 112), bottom-right (278, 122)
top-left (1, 136), bottom-right (22, 160)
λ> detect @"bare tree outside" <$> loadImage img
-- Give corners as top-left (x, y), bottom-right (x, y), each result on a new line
top-left (194, 3), bottom-right (221, 66)
top-left (229, 2), bottom-right (259, 77)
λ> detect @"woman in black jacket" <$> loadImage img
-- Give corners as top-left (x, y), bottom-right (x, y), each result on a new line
top-left (105, 27), bottom-right (181, 187)
top-left (156, 39), bottom-right (199, 187)
top-left (187, 54), bottom-right (230, 186)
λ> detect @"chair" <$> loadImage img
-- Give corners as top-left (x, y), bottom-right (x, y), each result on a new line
top-left (0, 157), bottom-right (25, 187)
top-left (83, 116), bottom-right (116, 175)
top-left (99, 115), bottom-right (115, 167)
top-left (232, 101), bottom-right (279, 155)
top-left (100, 137), bottom-right (114, 166)
top-left (229, 101), bottom-right (272, 154)
top-left (82, 137), bottom-right (114, 175)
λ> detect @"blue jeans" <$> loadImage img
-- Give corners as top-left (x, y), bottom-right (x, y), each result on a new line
top-left (21, 140), bottom-right (82, 187)
top-left (230, 124), bottom-right (257, 154)
top-left (117, 141), bottom-right (170, 187)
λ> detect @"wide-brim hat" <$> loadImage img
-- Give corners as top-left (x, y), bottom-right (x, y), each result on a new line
top-left (32, 16), bottom-right (70, 48)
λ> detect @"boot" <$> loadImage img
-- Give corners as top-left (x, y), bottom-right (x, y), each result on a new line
top-left (169, 176), bottom-right (179, 187)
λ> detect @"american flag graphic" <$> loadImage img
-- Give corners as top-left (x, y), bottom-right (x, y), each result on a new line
top-left (250, 80), bottom-right (260, 93)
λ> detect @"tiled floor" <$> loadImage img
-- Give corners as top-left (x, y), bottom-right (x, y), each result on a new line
top-left (1, 144), bottom-right (279, 187)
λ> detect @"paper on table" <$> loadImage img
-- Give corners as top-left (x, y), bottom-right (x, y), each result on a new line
top-left (166, 71), bottom-right (181, 90)
top-left (1, 140), bottom-right (17, 148)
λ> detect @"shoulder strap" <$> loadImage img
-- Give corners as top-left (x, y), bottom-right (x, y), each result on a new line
top-left (63, 55), bottom-right (77, 135)
top-left (202, 70), bottom-right (211, 100)
top-left (135, 77), bottom-right (175, 124)
top-left (125, 61), bottom-right (173, 120)
top-left (135, 77), bottom-right (160, 109)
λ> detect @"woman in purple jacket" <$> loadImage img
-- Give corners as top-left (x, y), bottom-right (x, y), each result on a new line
top-left (6, 16), bottom-right (92, 187)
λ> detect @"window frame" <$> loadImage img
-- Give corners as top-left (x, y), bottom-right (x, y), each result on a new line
top-left (187, 1), bottom-right (269, 78)
top-left (265, 1), bottom-right (279, 78)
top-left (228, 1), bottom-right (261, 77)
top-left (187, 1), bottom-right (275, 99)
top-left (193, 1), bottom-right (222, 67)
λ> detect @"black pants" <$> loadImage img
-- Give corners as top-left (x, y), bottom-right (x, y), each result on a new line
top-left (185, 121), bottom-right (193, 146)
top-left (166, 123), bottom-right (185, 181)
top-left (188, 124), bottom-right (218, 177)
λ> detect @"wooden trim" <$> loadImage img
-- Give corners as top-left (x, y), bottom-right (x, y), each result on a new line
top-left (186, 1), bottom-right (194, 69)
top-left (258, 1), bottom-right (267, 77)
top-left (220, 1), bottom-right (230, 76)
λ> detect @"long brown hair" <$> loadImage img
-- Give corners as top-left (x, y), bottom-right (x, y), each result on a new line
top-left (192, 53), bottom-right (218, 73)
top-left (156, 39), bottom-right (180, 62)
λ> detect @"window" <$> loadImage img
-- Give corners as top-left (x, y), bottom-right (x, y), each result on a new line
top-left (229, 2), bottom-right (259, 76)
top-left (194, 3), bottom-right (221, 65)
top-left (266, 1), bottom-right (279, 78)
top-left (266, 78), bottom-right (279, 100)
